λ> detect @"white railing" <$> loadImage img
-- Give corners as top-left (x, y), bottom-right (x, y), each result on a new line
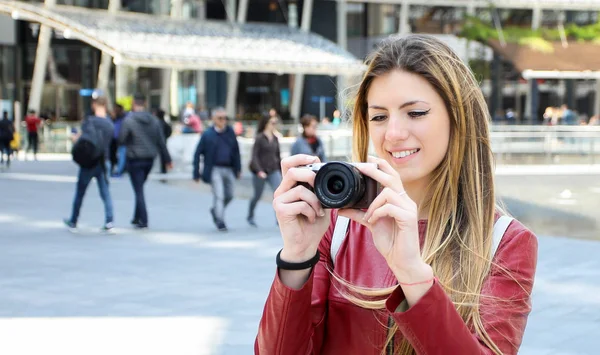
top-left (35, 123), bottom-right (600, 165)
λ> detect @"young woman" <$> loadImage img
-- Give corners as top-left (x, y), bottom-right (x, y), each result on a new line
top-left (291, 114), bottom-right (326, 162)
top-left (255, 34), bottom-right (538, 354)
top-left (248, 114), bottom-right (282, 227)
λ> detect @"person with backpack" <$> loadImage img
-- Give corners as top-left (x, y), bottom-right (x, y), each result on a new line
top-left (255, 35), bottom-right (538, 354)
top-left (118, 93), bottom-right (172, 229)
top-left (64, 91), bottom-right (115, 233)
top-left (0, 111), bottom-right (14, 168)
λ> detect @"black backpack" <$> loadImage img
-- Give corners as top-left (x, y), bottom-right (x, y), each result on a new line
top-left (72, 118), bottom-right (104, 168)
top-left (0, 120), bottom-right (13, 142)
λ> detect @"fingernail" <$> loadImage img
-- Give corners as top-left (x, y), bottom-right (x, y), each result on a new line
top-left (319, 209), bottom-right (325, 217)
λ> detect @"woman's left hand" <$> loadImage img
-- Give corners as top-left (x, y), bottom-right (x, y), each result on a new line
top-left (338, 156), bottom-right (429, 281)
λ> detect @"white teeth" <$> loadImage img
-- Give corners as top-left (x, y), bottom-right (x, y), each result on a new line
top-left (391, 149), bottom-right (418, 159)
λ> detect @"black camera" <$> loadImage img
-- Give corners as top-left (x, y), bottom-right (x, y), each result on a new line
top-left (300, 161), bottom-right (379, 209)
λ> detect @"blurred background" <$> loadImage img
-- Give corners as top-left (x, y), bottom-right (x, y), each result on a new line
top-left (0, 0), bottom-right (599, 354)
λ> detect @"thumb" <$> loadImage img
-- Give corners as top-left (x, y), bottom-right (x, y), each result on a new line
top-left (338, 208), bottom-right (369, 228)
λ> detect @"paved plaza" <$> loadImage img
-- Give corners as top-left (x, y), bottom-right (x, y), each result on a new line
top-left (0, 159), bottom-right (599, 354)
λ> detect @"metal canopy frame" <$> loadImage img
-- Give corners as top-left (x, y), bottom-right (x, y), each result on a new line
top-left (331, 0), bottom-right (600, 11)
top-left (522, 70), bottom-right (600, 80)
top-left (0, 1), bottom-right (365, 76)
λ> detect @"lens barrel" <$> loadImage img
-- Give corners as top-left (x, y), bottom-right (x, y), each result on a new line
top-left (313, 162), bottom-right (366, 209)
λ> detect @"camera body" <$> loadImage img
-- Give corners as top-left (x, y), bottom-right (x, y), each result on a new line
top-left (300, 161), bottom-right (379, 209)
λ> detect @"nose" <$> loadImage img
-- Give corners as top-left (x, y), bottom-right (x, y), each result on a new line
top-left (384, 115), bottom-right (410, 142)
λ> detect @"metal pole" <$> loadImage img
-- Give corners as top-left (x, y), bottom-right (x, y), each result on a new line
top-left (159, 0), bottom-right (172, 114)
top-left (195, 0), bottom-right (207, 109)
top-left (27, 0), bottom-right (57, 114)
top-left (336, 0), bottom-right (347, 114)
top-left (169, 0), bottom-right (183, 118)
top-left (532, 6), bottom-right (542, 30)
top-left (115, 64), bottom-right (129, 100)
top-left (398, 0), bottom-right (410, 35)
top-left (225, 0), bottom-right (249, 119)
top-left (160, 69), bottom-right (171, 114)
top-left (319, 96), bottom-right (325, 120)
top-left (290, 0), bottom-right (313, 124)
top-left (465, 1), bottom-right (475, 63)
top-left (96, 0), bottom-right (120, 111)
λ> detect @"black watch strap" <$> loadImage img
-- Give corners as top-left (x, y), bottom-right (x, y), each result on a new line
top-left (276, 249), bottom-right (321, 270)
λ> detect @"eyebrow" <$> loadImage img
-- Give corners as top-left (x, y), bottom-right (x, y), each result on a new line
top-left (368, 100), bottom-right (428, 110)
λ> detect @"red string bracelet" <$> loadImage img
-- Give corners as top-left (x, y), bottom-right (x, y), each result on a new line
top-left (397, 276), bottom-right (437, 287)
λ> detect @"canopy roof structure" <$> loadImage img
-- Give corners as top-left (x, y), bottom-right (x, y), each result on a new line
top-left (0, 1), bottom-right (366, 76)
top-left (487, 40), bottom-right (600, 79)
top-left (336, 0), bottom-right (600, 11)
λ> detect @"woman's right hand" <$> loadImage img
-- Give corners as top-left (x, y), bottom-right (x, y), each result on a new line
top-left (274, 154), bottom-right (330, 265)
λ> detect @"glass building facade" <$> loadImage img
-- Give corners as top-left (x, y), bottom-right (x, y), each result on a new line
top-left (8, 1), bottom-right (600, 123)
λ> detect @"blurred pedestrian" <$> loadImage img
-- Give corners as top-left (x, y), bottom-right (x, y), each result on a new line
top-left (182, 102), bottom-right (203, 134)
top-left (110, 104), bottom-right (127, 177)
top-left (247, 114), bottom-right (282, 227)
top-left (155, 108), bottom-right (173, 175)
top-left (193, 107), bottom-right (241, 232)
top-left (561, 104), bottom-right (576, 125)
top-left (0, 111), bottom-right (14, 168)
top-left (24, 110), bottom-right (42, 160)
top-left (63, 91), bottom-right (115, 233)
top-left (291, 114), bottom-right (326, 162)
top-left (118, 93), bottom-right (172, 229)
top-left (332, 109), bottom-right (342, 126)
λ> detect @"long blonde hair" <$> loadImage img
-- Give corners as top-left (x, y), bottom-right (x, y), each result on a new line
top-left (343, 34), bottom-right (502, 354)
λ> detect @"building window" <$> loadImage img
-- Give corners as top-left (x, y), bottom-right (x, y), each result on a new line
top-left (347, 3), bottom-right (364, 37)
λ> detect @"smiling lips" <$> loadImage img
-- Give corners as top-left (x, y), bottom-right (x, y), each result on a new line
top-left (390, 148), bottom-right (420, 159)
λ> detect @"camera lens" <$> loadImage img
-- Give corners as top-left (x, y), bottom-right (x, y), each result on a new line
top-left (313, 162), bottom-right (366, 209)
top-left (327, 176), bottom-right (345, 195)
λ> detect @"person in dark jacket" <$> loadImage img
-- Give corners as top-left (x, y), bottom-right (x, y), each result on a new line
top-left (0, 111), bottom-right (14, 168)
top-left (64, 92), bottom-right (115, 233)
top-left (118, 93), bottom-right (172, 229)
top-left (193, 107), bottom-right (241, 232)
top-left (247, 114), bottom-right (282, 227)
top-left (290, 114), bottom-right (326, 162)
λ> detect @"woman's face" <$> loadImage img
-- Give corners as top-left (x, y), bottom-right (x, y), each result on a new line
top-left (304, 120), bottom-right (318, 137)
top-left (266, 118), bottom-right (278, 132)
top-left (366, 69), bottom-right (450, 186)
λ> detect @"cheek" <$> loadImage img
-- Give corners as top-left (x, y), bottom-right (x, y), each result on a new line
top-left (368, 124), bottom-right (386, 151)
top-left (422, 118), bottom-right (450, 160)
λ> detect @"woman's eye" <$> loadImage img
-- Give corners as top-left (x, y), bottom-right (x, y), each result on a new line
top-left (408, 109), bottom-right (430, 118)
top-left (369, 115), bottom-right (387, 122)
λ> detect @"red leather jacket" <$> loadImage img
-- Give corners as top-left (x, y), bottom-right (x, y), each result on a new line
top-left (255, 211), bottom-right (538, 354)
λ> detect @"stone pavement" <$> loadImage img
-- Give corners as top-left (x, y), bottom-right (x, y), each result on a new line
top-left (0, 160), bottom-right (599, 354)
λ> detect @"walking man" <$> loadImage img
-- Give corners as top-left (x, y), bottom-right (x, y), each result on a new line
top-left (193, 107), bottom-right (241, 232)
top-left (118, 93), bottom-right (172, 229)
top-left (0, 111), bottom-right (14, 168)
top-left (64, 91), bottom-right (115, 232)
